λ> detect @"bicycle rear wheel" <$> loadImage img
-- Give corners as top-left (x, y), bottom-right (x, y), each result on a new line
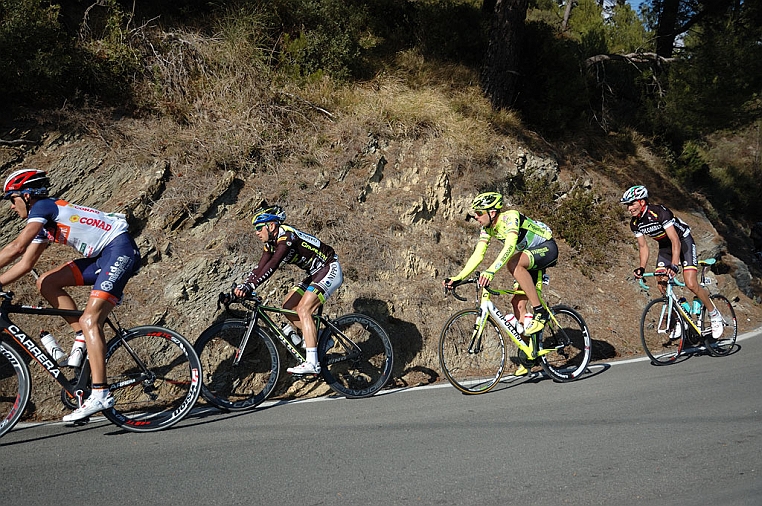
top-left (102, 326), bottom-right (202, 432)
top-left (318, 313), bottom-right (393, 398)
top-left (640, 298), bottom-right (684, 365)
top-left (0, 341), bottom-right (30, 438)
top-left (438, 309), bottom-right (508, 394)
top-left (195, 319), bottom-right (279, 411)
top-left (702, 294), bottom-right (737, 357)
top-left (540, 305), bottom-right (592, 382)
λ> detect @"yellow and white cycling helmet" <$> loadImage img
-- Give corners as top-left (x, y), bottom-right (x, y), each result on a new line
top-left (470, 192), bottom-right (503, 211)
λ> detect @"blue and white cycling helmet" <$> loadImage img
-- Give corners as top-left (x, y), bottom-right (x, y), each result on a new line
top-left (620, 185), bottom-right (649, 204)
top-left (251, 205), bottom-right (286, 226)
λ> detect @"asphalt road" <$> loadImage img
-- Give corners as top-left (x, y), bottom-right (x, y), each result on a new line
top-left (2, 330), bottom-right (760, 506)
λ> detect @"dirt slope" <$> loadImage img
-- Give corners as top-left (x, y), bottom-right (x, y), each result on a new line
top-left (1, 116), bottom-right (760, 421)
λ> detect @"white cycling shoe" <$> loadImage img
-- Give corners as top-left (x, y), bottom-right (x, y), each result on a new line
top-left (287, 362), bottom-right (321, 375)
top-left (63, 394), bottom-right (115, 422)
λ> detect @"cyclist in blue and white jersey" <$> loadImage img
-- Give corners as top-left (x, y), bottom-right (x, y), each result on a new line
top-left (0, 168), bottom-right (141, 421)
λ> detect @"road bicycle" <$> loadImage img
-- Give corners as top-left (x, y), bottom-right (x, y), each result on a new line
top-left (439, 272), bottom-right (592, 394)
top-left (639, 258), bottom-right (737, 365)
top-left (194, 291), bottom-right (394, 411)
top-left (0, 290), bottom-right (202, 438)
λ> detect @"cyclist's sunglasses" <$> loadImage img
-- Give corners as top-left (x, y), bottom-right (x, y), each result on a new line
top-left (254, 222), bottom-right (269, 232)
top-left (473, 209), bottom-right (488, 217)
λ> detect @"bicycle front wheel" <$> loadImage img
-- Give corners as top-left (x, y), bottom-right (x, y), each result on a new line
top-left (540, 305), bottom-right (592, 382)
top-left (0, 341), bottom-right (30, 438)
top-left (318, 313), bottom-right (393, 398)
top-left (640, 298), bottom-right (684, 365)
top-left (195, 319), bottom-right (279, 411)
top-left (438, 309), bottom-right (508, 395)
top-left (702, 294), bottom-right (737, 357)
top-left (102, 326), bottom-right (202, 432)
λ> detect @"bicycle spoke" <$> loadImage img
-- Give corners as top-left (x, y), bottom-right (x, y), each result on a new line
top-left (640, 298), bottom-right (686, 365)
top-left (439, 309), bottom-right (508, 394)
top-left (540, 306), bottom-right (591, 382)
top-left (103, 327), bottom-right (201, 432)
top-left (0, 342), bottom-right (30, 438)
top-left (703, 294), bottom-right (737, 357)
top-left (319, 314), bottom-right (393, 398)
top-left (195, 320), bottom-right (279, 411)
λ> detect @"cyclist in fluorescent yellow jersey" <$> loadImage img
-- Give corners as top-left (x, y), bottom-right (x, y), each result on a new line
top-left (444, 192), bottom-right (558, 372)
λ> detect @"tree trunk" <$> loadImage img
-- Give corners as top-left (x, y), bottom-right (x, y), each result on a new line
top-left (481, 0), bottom-right (530, 110)
top-left (562, 0), bottom-right (574, 31)
top-left (656, 0), bottom-right (681, 58)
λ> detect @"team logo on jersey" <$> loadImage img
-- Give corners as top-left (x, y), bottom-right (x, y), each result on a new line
top-left (69, 214), bottom-right (113, 231)
top-left (100, 280), bottom-right (114, 291)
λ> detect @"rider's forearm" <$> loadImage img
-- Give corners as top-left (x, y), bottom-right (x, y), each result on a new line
top-left (451, 240), bottom-right (488, 281)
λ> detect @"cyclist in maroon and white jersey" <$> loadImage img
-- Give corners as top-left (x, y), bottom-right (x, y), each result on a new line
top-left (621, 185), bottom-right (723, 339)
top-left (233, 205), bottom-right (343, 375)
top-left (0, 169), bottom-right (141, 421)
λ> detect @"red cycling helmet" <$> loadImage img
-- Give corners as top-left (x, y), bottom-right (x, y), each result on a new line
top-left (3, 169), bottom-right (50, 199)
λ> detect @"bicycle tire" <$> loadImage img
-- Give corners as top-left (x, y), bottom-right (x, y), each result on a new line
top-left (194, 319), bottom-right (279, 411)
top-left (318, 313), bottom-right (393, 398)
top-left (539, 305), bottom-right (592, 382)
top-left (438, 309), bottom-right (509, 395)
top-left (0, 341), bottom-right (30, 438)
top-left (702, 294), bottom-right (737, 357)
top-left (640, 297), bottom-right (684, 365)
top-left (101, 326), bottom-right (202, 432)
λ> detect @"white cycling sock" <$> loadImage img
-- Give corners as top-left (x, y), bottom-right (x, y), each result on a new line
top-left (306, 348), bottom-right (318, 365)
top-left (91, 388), bottom-right (109, 401)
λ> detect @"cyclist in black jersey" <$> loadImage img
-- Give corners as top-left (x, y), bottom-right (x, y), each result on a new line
top-left (233, 205), bottom-right (343, 375)
top-left (621, 185), bottom-right (723, 339)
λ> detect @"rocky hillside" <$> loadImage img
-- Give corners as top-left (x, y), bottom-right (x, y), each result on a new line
top-left (2, 108), bottom-right (760, 421)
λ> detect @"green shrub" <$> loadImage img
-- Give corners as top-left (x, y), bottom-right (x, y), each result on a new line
top-left (0, 0), bottom-right (74, 107)
top-left (504, 176), bottom-right (624, 275)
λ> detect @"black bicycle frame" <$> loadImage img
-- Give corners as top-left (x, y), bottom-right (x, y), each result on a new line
top-left (242, 302), bottom-right (326, 357)
top-left (0, 302), bottom-right (94, 404)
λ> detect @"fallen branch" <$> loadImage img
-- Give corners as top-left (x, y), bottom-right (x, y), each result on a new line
top-left (584, 52), bottom-right (675, 69)
top-left (0, 138), bottom-right (38, 147)
top-left (279, 92), bottom-right (335, 120)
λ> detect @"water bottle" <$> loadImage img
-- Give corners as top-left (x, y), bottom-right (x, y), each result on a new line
top-left (678, 297), bottom-right (691, 314)
top-left (65, 332), bottom-right (87, 368)
top-left (523, 313), bottom-right (533, 331)
top-left (283, 324), bottom-right (301, 346)
top-left (40, 331), bottom-right (67, 363)
top-left (502, 313), bottom-right (523, 334)
top-left (692, 297), bottom-right (702, 316)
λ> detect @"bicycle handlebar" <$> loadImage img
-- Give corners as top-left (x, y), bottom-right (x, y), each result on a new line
top-left (217, 282), bottom-right (263, 311)
top-left (443, 274), bottom-right (507, 302)
top-left (638, 271), bottom-right (686, 291)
